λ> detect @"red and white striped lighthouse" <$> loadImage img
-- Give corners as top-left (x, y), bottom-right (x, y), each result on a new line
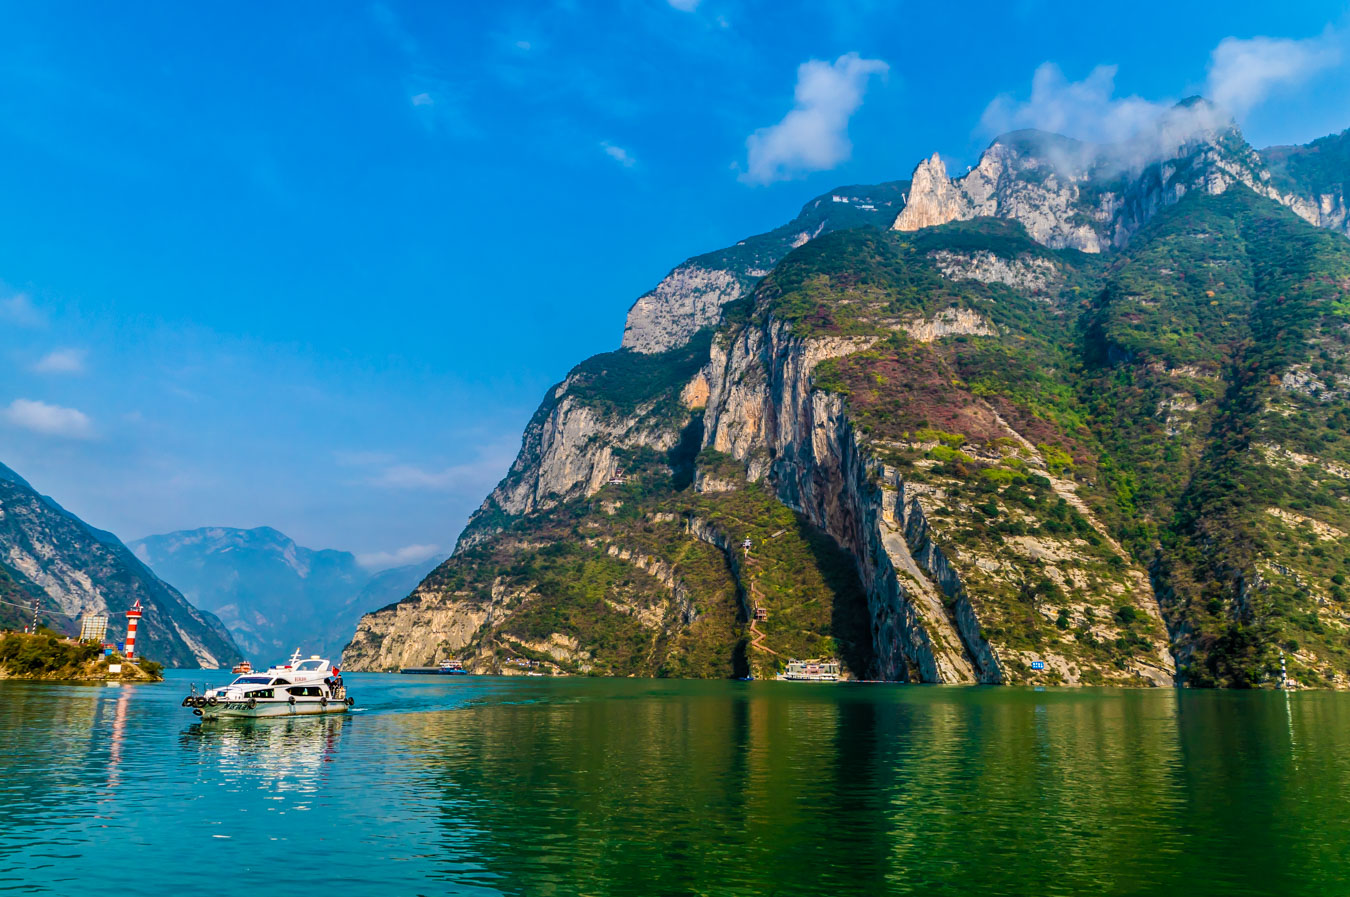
top-left (124, 600), bottom-right (143, 662)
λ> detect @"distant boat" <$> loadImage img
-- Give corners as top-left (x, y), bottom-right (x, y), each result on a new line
top-left (778, 659), bottom-right (841, 682)
top-left (400, 659), bottom-right (469, 675)
top-left (231, 660), bottom-right (252, 674)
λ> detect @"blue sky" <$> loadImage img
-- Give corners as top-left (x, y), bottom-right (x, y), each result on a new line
top-left (1, 0), bottom-right (1349, 568)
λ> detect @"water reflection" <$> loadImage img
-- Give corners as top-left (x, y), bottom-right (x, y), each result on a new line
top-left (178, 715), bottom-right (347, 795)
top-left (3, 676), bottom-right (1350, 896)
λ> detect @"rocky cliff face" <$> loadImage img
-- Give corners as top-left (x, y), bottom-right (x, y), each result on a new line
top-left (894, 106), bottom-right (1350, 253)
top-left (620, 183), bottom-right (908, 354)
top-left (0, 464), bottom-right (241, 668)
top-left (349, 110), bottom-right (1350, 688)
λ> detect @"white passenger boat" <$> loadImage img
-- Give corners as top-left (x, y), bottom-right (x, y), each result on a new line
top-left (182, 649), bottom-right (353, 720)
top-left (778, 658), bottom-right (841, 681)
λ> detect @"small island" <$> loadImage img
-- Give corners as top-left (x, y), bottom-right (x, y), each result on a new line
top-left (0, 630), bottom-right (164, 682)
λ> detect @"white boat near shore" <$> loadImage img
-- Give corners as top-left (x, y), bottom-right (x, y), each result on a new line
top-left (778, 659), bottom-right (841, 681)
top-left (183, 649), bottom-right (353, 720)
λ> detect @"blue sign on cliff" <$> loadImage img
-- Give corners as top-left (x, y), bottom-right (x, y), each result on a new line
top-left (1030, 661), bottom-right (1045, 671)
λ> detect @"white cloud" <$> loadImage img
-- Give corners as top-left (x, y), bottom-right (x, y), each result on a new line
top-left (32, 348), bottom-right (87, 374)
top-left (373, 463), bottom-right (473, 489)
top-left (515, 40), bottom-right (532, 51)
top-left (667, 0), bottom-right (700, 10)
top-left (980, 63), bottom-right (1167, 146)
top-left (410, 92), bottom-right (435, 107)
top-left (368, 450), bottom-right (513, 492)
top-left (979, 30), bottom-right (1345, 168)
top-left (600, 141), bottom-right (637, 168)
top-left (356, 543), bottom-right (443, 570)
top-left (4, 399), bottom-right (93, 439)
top-left (742, 53), bottom-right (888, 185)
top-left (0, 293), bottom-right (44, 327)
top-left (1206, 34), bottom-right (1341, 115)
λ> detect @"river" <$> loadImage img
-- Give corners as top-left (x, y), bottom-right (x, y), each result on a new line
top-left (1, 671), bottom-right (1348, 895)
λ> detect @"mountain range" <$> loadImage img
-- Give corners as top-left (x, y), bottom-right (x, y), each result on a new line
top-left (130, 526), bottom-right (440, 662)
top-left (131, 526), bottom-right (437, 659)
top-left (344, 100), bottom-right (1350, 688)
top-left (0, 463), bottom-right (242, 668)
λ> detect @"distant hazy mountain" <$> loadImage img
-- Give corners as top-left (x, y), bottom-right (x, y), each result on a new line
top-left (0, 462), bottom-right (242, 668)
top-left (130, 526), bottom-right (440, 662)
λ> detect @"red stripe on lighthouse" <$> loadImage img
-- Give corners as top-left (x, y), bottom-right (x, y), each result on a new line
top-left (125, 600), bottom-right (143, 662)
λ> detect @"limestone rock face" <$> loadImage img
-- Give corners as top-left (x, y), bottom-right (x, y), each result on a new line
top-left (341, 593), bottom-right (488, 672)
top-left (892, 115), bottom-right (1350, 252)
top-left (698, 311), bottom-right (1174, 686)
top-left (930, 249), bottom-right (1058, 293)
top-left (901, 307), bottom-right (997, 342)
top-left (622, 264), bottom-right (744, 354)
top-left (893, 154), bottom-right (969, 232)
top-left (620, 183), bottom-right (907, 355)
top-left (457, 388), bottom-right (678, 551)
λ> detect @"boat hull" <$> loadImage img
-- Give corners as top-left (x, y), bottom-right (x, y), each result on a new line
top-left (194, 699), bottom-right (349, 720)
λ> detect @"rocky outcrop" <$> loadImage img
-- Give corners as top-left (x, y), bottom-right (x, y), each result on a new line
top-left (698, 316), bottom-right (995, 681)
top-left (622, 264), bottom-right (746, 354)
top-left (459, 389), bottom-right (678, 550)
top-left (901, 307), bottom-right (996, 342)
top-left (930, 250), bottom-right (1058, 293)
top-left (620, 183), bottom-right (908, 355)
top-left (892, 154), bottom-right (969, 231)
top-left (893, 110), bottom-right (1350, 251)
top-left (342, 591), bottom-right (490, 672)
top-left (697, 306), bottom-right (1176, 686)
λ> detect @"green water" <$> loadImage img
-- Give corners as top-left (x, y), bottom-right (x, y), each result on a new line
top-left (1, 673), bottom-right (1348, 895)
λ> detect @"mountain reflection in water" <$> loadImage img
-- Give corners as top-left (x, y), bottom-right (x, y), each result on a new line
top-left (1, 673), bottom-right (1349, 896)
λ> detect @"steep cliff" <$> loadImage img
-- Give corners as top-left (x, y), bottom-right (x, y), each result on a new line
top-left (622, 182), bottom-right (908, 353)
top-left (349, 112), bottom-right (1350, 688)
top-left (893, 102), bottom-right (1350, 253)
top-left (0, 463), bottom-right (241, 668)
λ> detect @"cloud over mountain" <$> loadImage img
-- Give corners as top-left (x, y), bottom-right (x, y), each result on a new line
top-left (980, 29), bottom-right (1345, 171)
top-left (742, 53), bottom-right (888, 185)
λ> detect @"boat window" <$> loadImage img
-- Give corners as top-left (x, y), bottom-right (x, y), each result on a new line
top-left (287, 686), bottom-right (323, 696)
top-left (232, 676), bottom-right (272, 685)
top-left (294, 660), bottom-right (325, 671)
top-left (273, 679), bottom-right (290, 686)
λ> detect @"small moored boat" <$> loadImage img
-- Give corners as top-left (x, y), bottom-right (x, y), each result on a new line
top-left (183, 649), bottom-right (353, 720)
top-left (399, 659), bottom-right (469, 675)
top-left (778, 658), bottom-right (841, 681)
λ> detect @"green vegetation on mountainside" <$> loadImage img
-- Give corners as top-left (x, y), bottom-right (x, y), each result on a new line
top-left (780, 189), bottom-right (1350, 687)
top-left (422, 433), bottom-right (874, 679)
top-left (1262, 129), bottom-right (1350, 201)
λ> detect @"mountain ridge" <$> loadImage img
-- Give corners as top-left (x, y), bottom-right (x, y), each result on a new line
top-left (0, 462), bottom-right (242, 668)
top-left (131, 525), bottom-right (440, 661)
top-left (346, 109), bottom-right (1350, 687)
